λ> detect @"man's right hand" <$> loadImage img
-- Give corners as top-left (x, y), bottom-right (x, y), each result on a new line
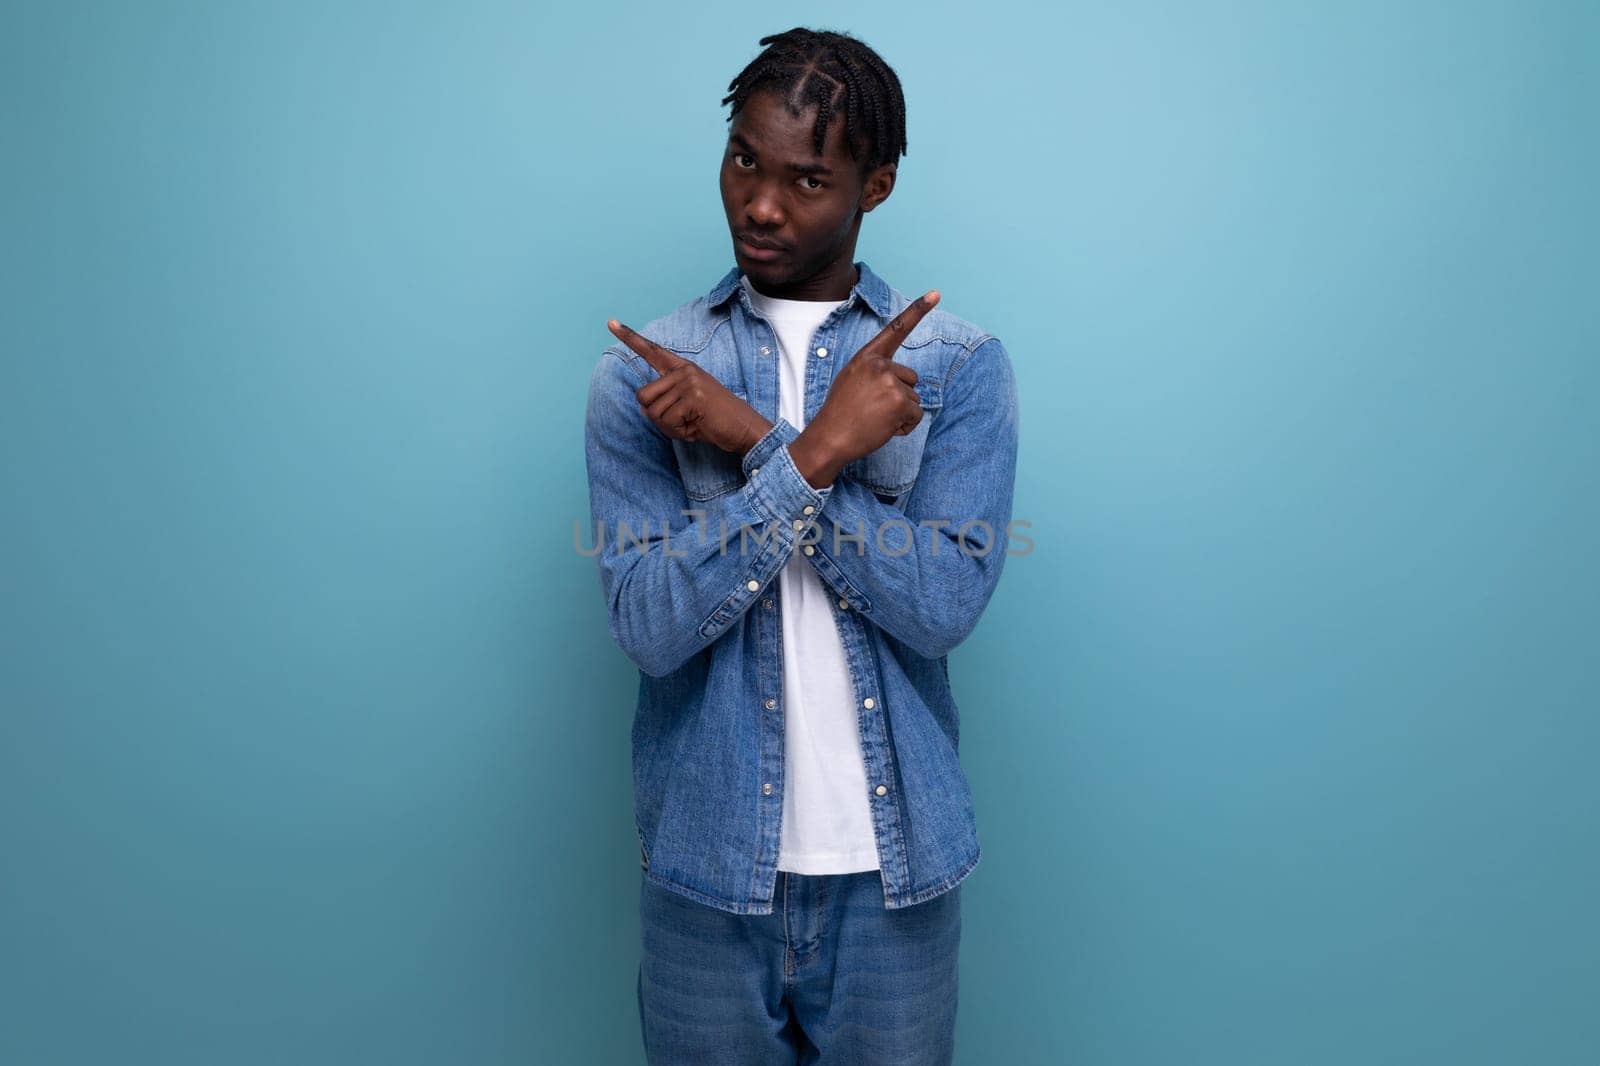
top-left (802, 290), bottom-right (941, 469)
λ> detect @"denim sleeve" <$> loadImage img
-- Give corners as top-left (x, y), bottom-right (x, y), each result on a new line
top-left (584, 347), bottom-right (832, 677)
top-left (800, 336), bottom-right (1020, 660)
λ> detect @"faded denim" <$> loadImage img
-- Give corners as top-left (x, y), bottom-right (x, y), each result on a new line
top-left (584, 260), bottom-right (1020, 916)
top-left (637, 867), bottom-right (961, 1065)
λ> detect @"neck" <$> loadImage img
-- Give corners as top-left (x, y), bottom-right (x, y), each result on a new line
top-left (746, 253), bottom-right (859, 302)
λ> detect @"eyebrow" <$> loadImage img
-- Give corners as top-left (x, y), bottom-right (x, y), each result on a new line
top-left (729, 133), bottom-right (835, 177)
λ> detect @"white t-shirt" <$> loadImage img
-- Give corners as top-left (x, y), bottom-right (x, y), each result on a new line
top-left (741, 273), bottom-right (880, 874)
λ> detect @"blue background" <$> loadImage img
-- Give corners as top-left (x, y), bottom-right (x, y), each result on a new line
top-left (2, 1), bottom-right (1595, 1063)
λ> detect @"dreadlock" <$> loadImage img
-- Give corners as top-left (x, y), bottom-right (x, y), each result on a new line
top-left (720, 27), bottom-right (907, 179)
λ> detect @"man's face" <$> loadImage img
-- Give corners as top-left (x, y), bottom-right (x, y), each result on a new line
top-left (719, 88), bottom-right (894, 292)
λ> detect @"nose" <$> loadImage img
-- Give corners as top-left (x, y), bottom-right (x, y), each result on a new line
top-left (746, 186), bottom-right (784, 229)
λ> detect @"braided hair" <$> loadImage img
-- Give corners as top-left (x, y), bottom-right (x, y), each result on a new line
top-left (721, 28), bottom-right (907, 180)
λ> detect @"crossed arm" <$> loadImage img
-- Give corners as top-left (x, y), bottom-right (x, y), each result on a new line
top-left (584, 333), bottom-right (1019, 675)
top-left (788, 336), bottom-right (1019, 659)
top-left (584, 347), bottom-right (830, 677)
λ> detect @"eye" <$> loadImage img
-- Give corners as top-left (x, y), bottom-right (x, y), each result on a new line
top-left (732, 152), bottom-right (755, 169)
top-left (799, 176), bottom-right (825, 191)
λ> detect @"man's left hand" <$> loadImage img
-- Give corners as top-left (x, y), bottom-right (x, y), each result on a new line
top-left (607, 319), bottom-right (770, 454)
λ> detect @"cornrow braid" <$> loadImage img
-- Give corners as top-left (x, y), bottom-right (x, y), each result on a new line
top-left (720, 27), bottom-right (907, 178)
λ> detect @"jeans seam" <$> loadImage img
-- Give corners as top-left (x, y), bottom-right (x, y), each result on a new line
top-left (782, 872), bottom-right (793, 984)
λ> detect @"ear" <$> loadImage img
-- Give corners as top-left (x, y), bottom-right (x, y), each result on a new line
top-left (860, 163), bottom-right (897, 213)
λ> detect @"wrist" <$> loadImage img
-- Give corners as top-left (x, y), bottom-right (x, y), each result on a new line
top-left (789, 427), bottom-right (844, 490)
top-left (737, 413), bottom-right (775, 458)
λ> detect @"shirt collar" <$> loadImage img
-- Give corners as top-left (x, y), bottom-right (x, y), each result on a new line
top-left (705, 259), bottom-right (894, 320)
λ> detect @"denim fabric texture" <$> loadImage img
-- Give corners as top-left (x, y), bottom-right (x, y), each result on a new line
top-left (637, 868), bottom-right (961, 1065)
top-left (584, 261), bottom-right (1019, 916)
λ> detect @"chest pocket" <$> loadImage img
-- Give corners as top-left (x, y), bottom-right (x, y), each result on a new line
top-left (844, 379), bottom-right (943, 502)
top-left (671, 388), bottom-right (750, 501)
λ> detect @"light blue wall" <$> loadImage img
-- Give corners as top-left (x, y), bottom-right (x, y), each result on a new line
top-left (2, 2), bottom-right (1594, 1063)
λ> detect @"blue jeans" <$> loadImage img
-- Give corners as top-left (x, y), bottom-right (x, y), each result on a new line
top-left (637, 869), bottom-right (962, 1065)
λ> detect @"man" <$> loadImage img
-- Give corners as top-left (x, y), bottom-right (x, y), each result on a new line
top-left (583, 26), bottom-right (1019, 1065)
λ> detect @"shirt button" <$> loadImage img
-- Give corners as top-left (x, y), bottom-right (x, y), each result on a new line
top-left (763, 598), bottom-right (774, 609)
top-left (764, 697), bottom-right (776, 709)
top-left (792, 519), bottom-right (805, 531)
top-left (802, 545), bottom-right (815, 556)
top-left (747, 579), bottom-right (760, 591)
top-left (750, 466), bottom-right (760, 475)
top-left (838, 598), bottom-right (849, 610)
top-left (863, 697), bottom-right (874, 709)
top-left (763, 783), bottom-right (773, 795)
top-left (874, 785), bottom-right (887, 796)
top-left (760, 346), bottom-right (771, 355)
top-left (802, 505), bottom-right (814, 515)
top-left (816, 347), bottom-right (828, 358)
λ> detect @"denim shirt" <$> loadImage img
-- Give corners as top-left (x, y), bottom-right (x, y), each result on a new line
top-left (583, 260), bottom-right (1019, 915)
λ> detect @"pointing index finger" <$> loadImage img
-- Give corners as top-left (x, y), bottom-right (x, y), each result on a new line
top-left (866, 290), bottom-right (940, 361)
top-left (607, 319), bottom-right (683, 379)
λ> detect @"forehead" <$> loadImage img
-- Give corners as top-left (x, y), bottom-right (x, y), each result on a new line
top-left (728, 89), bottom-right (854, 166)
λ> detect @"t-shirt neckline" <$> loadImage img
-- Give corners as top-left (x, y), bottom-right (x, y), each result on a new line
top-left (741, 274), bottom-right (848, 318)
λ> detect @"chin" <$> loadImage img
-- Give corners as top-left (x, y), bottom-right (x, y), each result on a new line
top-left (746, 246), bottom-right (808, 272)
top-left (736, 258), bottom-right (785, 285)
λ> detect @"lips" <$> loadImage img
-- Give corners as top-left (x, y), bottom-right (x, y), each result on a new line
top-left (736, 234), bottom-right (788, 260)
